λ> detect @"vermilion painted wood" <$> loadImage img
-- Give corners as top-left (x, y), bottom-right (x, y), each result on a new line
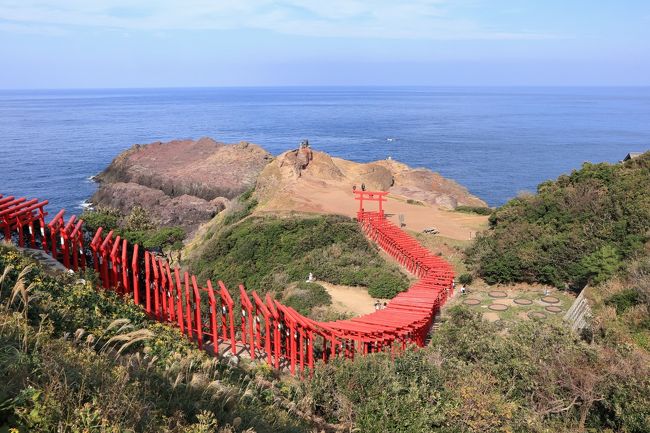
top-left (132, 244), bottom-right (140, 305)
top-left (0, 191), bottom-right (454, 375)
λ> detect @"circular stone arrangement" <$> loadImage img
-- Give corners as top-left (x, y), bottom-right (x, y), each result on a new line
top-left (488, 303), bottom-right (508, 311)
top-left (528, 311), bottom-right (547, 319)
top-left (463, 298), bottom-right (481, 306)
top-left (513, 298), bottom-right (533, 305)
top-left (488, 291), bottom-right (508, 298)
top-left (541, 296), bottom-right (560, 304)
top-left (545, 305), bottom-right (563, 314)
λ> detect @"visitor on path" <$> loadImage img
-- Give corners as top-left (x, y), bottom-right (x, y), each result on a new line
top-left (544, 288), bottom-right (549, 296)
top-left (374, 300), bottom-right (381, 310)
top-left (361, 183), bottom-right (366, 191)
top-left (382, 302), bottom-right (387, 309)
top-left (460, 285), bottom-right (466, 295)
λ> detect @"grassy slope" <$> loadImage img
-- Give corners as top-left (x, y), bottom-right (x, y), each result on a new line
top-left (187, 210), bottom-right (410, 302)
top-left (0, 245), bottom-right (310, 433)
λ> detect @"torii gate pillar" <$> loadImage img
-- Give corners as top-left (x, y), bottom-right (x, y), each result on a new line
top-left (353, 190), bottom-right (389, 220)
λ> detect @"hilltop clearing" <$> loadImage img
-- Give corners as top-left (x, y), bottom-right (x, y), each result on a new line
top-left (256, 149), bottom-right (488, 240)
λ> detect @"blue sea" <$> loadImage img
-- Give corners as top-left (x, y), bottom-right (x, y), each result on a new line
top-left (1, 87), bottom-right (649, 213)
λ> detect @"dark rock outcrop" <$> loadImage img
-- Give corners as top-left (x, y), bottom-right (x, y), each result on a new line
top-left (92, 138), bottom-right (272, 233)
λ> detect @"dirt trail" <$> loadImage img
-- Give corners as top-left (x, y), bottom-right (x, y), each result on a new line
top-left (318, 281), bottom-right (382, 316)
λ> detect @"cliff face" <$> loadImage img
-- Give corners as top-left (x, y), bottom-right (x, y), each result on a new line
top-left (92, 137), bottom-right (273, 233)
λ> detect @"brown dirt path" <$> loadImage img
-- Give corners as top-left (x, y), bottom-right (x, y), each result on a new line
top-left (318, 281), bottom-right (383, 316)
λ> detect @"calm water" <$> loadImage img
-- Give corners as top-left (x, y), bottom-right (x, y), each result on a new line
top-left (1, 87), bottom-right (649, 213)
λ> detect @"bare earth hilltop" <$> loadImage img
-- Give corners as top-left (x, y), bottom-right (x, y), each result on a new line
top-left (93, 138), bottom-right (488, 239)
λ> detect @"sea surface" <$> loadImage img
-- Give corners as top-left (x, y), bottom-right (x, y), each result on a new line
top-left (1, 86), bottom-right (649, 214)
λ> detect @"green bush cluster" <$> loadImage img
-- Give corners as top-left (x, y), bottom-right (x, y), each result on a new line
top-left (455, 205), bottom-right (493, 215)
top-left (294, 307), bottom-right (650, 433)
top-left (457, 272), bottom-right (473, 285)
top-left (467, 152), bottom-right (650, 288)
top-left (190, 214), bottom-right (409, 299)
top-left (81, 206), bottom-right (185, 257)
top-left (606, 289), bottom-right (641, 315)
top-left (0, 245), bottom-right (310, 433)
top-left (282, 282), bottom-right (332, 315)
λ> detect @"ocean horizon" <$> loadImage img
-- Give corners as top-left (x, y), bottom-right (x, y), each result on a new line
top-left (1, 86), bottom-right (649, 213)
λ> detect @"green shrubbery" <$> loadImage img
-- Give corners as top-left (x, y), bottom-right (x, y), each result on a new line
top-left (606, 289), bottom-right (641, 315)
top-left (190, 214), bottom-right (409, 299)
top-left (282, 282), bottom-right (332, 315)
top-left (0, 245), bottom-right (310, 432)
top-left (467, 152), bottom-right (650, 289)
top-left (81, 206), bottom-right (185, 259)
top-left (455, 205), bottom-right (493, 215)
top-left (457, 272), bottom-right (473, 285)
top-left (293, 307), bottom-right (650, 433)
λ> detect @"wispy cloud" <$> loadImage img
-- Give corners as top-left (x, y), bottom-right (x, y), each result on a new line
top-left (0, 0), bottom-right (554, 40)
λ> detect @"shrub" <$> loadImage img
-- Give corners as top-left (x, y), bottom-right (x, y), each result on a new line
top-left (367, 273), bottom-right (407, 298)
top-left (80, 206), bottom-right (122, 232)
top-left (406, 199), bottom-right (424, 206)
top-left (605, 289), bottom-right (641, 315)
top-left (283, 282), bottom-right (331, 315)
top-left (455, 205), bottom-right (493, 215)
top-left (458, 273), bottom-right (473, 285)
top-left (294, 307), bottom-right (650, 433)
top-left (222, 189), bottom-right (258, 226)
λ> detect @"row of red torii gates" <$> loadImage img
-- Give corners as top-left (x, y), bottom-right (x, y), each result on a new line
top-left (0, 190), bottom-right (454, 376)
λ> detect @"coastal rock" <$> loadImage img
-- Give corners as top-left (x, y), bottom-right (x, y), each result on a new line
top-left (92, 138), bottom-right (273, 233)
top-left (96, 138), bottom-right (272, 200)
top-left (92, 182), bottom-right (219, 232)
top-left (256, 150), bottom-right (486, 210)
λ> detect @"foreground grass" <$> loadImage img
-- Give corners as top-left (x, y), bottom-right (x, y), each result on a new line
top-left (0, 245), bottom-right (310, 433)
top-left (291, 307), bottom-right (650, 433)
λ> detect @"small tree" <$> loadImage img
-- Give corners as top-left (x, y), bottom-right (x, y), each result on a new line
top-left (143, 227), bottom-right (185, 262)
top-left (80, 207), bottom-right (122, 232)
top-left (458, 273), bottom-right (473, 285)
top-left (124, 206), bottom-right (154, 232)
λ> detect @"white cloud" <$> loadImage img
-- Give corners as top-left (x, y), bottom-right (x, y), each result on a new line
top-left (0, 0), bottom-right (553, 40)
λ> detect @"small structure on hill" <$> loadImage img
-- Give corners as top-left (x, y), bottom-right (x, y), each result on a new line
top-left (294, 139), bottom-right (313, 177)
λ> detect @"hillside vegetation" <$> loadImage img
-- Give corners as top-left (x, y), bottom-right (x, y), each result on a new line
top-left (0, 245), bottom-right (311, 433)
top-left (293, 307), bottom-right (650, 433)
top-left (467, 152), bottom-right (650, 288)
top-left (188, 209), bottom-right (410, 301)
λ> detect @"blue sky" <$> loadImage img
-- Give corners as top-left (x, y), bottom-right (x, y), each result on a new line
top-left (1, 0), bottom-right (649, 88)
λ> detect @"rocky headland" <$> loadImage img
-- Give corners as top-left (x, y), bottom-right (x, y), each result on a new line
top-left (92, 137), bottom-right (272, 233)
top-left (93, 137), bottom-right (487, 238)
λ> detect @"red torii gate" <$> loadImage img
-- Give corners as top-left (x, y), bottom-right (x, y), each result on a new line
top-left (354, 190), bottom-right (388, 220)
top-left (0, 190), bottom-right (454, 377)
